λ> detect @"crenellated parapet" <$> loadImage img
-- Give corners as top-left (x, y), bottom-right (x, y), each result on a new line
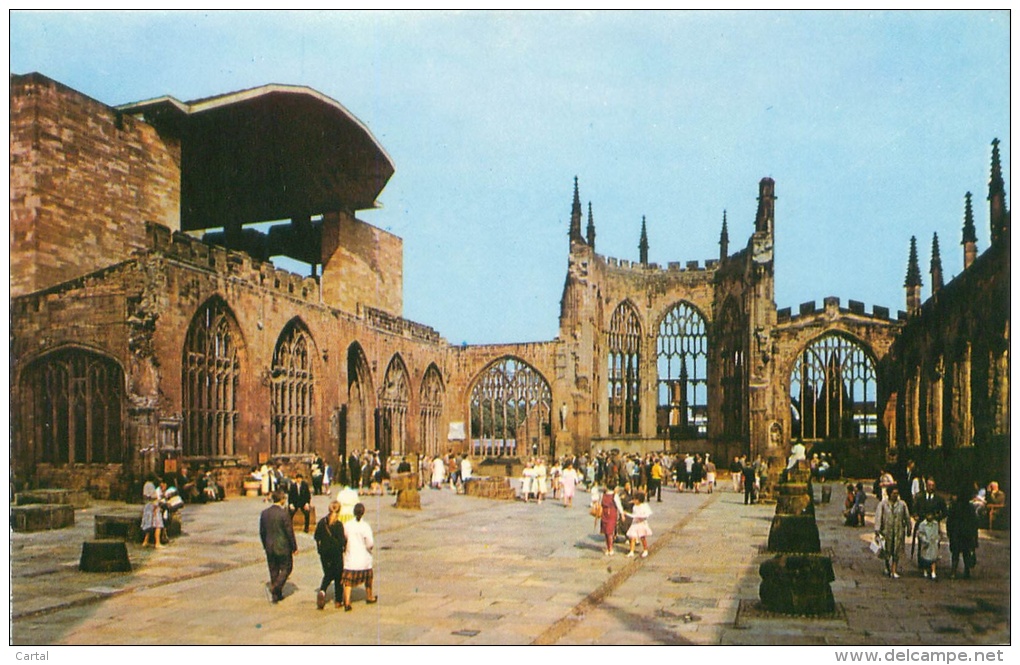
top-left (776, 297), bottom-right (906, 325)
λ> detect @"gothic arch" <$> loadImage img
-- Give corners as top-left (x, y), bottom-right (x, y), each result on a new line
top-left (270, 318), bottom-right (318, 455)
top-left (346, 342), bottom-right (374, 457)
top-left (182, 296), bottom-right (244, 457)
top-left (377, 354), bottom-right (411, 460)
top-left (789, 331), bottom-right (878, 441)
top-left (20, 346), bottom-right (125, 466)
top-left (468, 356), bottom-right (552, 458)
top-left (608, 300), bottom-right (642, 435)
top-left (655, 300), bottom-right (709, 439)
top-left (419, 363), bottom-right (445, 458)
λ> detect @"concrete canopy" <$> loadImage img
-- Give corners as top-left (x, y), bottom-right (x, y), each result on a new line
top-left (119, 84), bottom-right (395, 232)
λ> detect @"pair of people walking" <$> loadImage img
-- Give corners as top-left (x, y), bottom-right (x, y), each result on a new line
top-left (259, 494), bottom-right (377, 610)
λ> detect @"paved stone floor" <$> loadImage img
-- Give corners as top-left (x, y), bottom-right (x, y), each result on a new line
top-left (10, 479), bottom-right (1010, 645)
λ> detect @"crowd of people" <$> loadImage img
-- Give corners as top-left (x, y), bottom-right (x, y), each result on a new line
top-left (152, 444), bottom-right (1006, 612)
top-left (857, 461), bottom-right (1006, 581)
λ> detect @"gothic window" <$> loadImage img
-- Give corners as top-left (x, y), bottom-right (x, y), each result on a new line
top-left (419, 364), bottom-right (444, 458)
top-left (790, 333), bottom-right (877, 440)
top-left (608, 301), bottom-right (642, 435)
top-left (22, 349), bottom-right (123, 464)
top-left (470, 357), bottom-right (552, 457)
top-left (346, 343), bottom-right (373, 456)
top-left (377, 355), bottom-right (410, 460)
top-left (271, 320), bottom-right (316, 455)
top-left (183, 299), bottom-right (241, 457)
top-left (656, 301), bottom-right (709, 438)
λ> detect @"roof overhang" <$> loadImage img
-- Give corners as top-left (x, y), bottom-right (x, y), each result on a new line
top-left (119, 84), bottom-right (395, 231)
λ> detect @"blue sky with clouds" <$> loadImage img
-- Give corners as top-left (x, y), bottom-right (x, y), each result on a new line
top-left (10, 10), bottom-right (1010, 345)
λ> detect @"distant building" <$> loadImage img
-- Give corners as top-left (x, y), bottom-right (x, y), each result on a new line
top-left (10, 73), bottom-right (1009, 498)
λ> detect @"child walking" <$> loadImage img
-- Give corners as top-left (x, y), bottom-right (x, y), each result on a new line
top-left (915, 511), bottom-right (941, 580)
top-left (626, 491), bottom-right (653, 558)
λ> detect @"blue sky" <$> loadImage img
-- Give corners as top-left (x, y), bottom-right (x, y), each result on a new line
top-left (10, 10), bottom-right (1010, 345)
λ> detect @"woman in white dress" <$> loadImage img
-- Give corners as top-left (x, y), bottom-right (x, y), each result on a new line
top-left (521, 461), bottom-right (535, 502)
top-left (431, 456), bottom-right (446, 489)
top-left (534, 458), bottom-right (548, 504)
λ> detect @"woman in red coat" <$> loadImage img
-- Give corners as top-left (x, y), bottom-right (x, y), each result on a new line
top-left (599, 483), bottom-right (625, 556)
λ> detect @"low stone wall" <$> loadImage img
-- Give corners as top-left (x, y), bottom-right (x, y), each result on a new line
top-left (15, 488), bottom-right (92, 509)
top-left (463, 477), bottom-right (516, 501)
top-left (32, 464), bottom-right (126, 500)
top-left (11, 504), bottom-right (75, 532)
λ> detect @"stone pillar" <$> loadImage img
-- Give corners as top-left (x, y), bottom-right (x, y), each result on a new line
top-left (759, 460), bottom-right (835, 615)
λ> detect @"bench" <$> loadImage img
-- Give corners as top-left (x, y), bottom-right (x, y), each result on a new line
top-left (986, 503), bottom-right (1006, 530)
top-left (95, 511), bottom-right (182, 542)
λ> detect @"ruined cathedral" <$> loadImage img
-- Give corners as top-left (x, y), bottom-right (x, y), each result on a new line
top-left (10, 73), bottom-right (1010, 499)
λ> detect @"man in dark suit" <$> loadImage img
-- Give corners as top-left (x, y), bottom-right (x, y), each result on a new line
top-left (913, 478), bottom-right (947, 521)
top-left (288, 474), bottom-right (313, 533)
top-left (348, 451), bottom-right (362, 489)
top-left (260, 490), bottom-right (297, 603)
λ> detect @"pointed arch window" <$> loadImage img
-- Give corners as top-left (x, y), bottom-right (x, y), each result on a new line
top-left (470, 357), bottom-right (552, 457)
top-left (378, 356), bottom-right (410, 460)
top-left (345, 343), bottom-right (373, 459)
top-left (419, 365), bottom-right (444, 458)
top-left (656, 302), bottom-right (709, 438)
top-left (271, 321), bottom-right (316, 455)
top-left (22, 349), bottom-right (124, 465)
top-left (608, 302), bottom-right (642, 435)
top-left (790, 333), bottom-right (877, 440)
top-left (183, 300), bottom-right (241, 457)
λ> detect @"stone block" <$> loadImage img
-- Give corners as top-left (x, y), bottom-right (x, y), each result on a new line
top-left (15, 488), bottom-right (91, 509)
top-left (79, 540), bottom-right (132, 573)
top-left (11, 504), bottom-right (75, 532)
top-left (759, 554), bottom-right (835, 615)
top-left (463, 477), bottom-right (516, 501)
top-left (767, 514), bottom-right (821, 553)
top-left (391, 473), bottom-right (421, 509)
top-left (95, 512), bottom-right (144, 542)
top-left (775, 494), bottom-right (813, 516)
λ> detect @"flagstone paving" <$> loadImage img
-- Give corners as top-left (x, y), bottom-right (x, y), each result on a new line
top-left (10, 479), bottom-right (1009, 645)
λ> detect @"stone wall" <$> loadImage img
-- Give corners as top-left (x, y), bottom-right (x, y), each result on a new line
top-left (320, 211), bottom-right (403, 316)
top-left (10, 73), bottom-right (181, 299)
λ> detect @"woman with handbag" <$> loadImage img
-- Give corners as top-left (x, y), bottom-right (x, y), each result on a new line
top-left (874, 488), bottom-right (911, 578)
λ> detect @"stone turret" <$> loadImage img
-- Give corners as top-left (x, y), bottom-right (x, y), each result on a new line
top-left (930, 232), bottom-right (943, 296)
top-left (962, 191), bottom-right (978, 270)
top-left (755, 178), bottom-right (776, 234)
top-left (904, 235), bottom-right (922, 315)
top-left (988, 138), bottom-right (1009, 247)
top-left (638, 215), bottom-right (649, 265)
